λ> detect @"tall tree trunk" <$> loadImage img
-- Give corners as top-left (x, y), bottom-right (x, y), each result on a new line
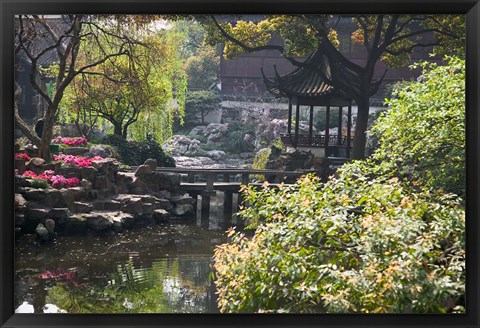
top-left (113, 124), bottom-right (123, 136)
top-left (38, 105), bottom-right (56, 160)
top-left (351, 95), bottom-right (370, 160)
top-left (14, 82), bottom-right (42, 148)
top-left (122, 124), bottom-right (129, 139)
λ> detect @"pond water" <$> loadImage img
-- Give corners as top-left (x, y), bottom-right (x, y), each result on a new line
top-left (14, 193), bottom-right (238, 314)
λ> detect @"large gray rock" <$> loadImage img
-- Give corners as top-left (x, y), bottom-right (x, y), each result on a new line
top-left (131, 172), bottom-right (181, 192)
top-left (15, 194), bottom-right (27, 208)
top-left (64, 215), bottom-right (87, 235)
top-left (162, 135), bottom-right (202, 156)
top-left (151, 172), bottom-right (181, 191)
top-left (26, 157), bottom-right (45, 172)
top-left (86, 211), bottom-right (135, 232)
top-left (144, 159), bottom-right (157, 171)
top-left (188, 126), bottom-right (207, 139)
top-left (115, 173), bottom-right (133, 194)
top-left (44, 218), bottom-right (55, 234)
top-left (153, 209), bottom-right (170, 223)
top-left (134, 165), bottom-right (153, 177)
top-left (48, 208), bottom-right (71, 225)
top-left (155, 198), bottom-right (174, 211)
top-left (73, 202), bottom-right (93, 213)
top-left (86, 213), bottom-right (112, 231)
top-left (111, 212), bottom-right (135, 231)
top-left (80, 167), bottom-right (97, 182)
top-left (172, 204), bottom-right (194, 216)
top-left (93, 175), bottom-right (111, 190)
top-left (63, 187), bottom-right (86, 202)
top-left (207, 150), bottom-right (226, 161)
top-left (132, 215), bottom-right (155, 227)
top-left (35, 223), bottom-right (51, 242)
top-left (80, 179), bottom-right (93, 192)
top-left (121, 197), bottom-right (144, 215)
top-left (103, 200), bottom-right (122, 211)
top-left (89, 145), bottom-right (109, 158)
top-left (91, 158), bottom-right (118, 176)
top-left (59, 189), bottom-right (75, 208)
top-left (142, 202), bottom-right (155, 215)
top-left (26, 207), bottom-right (49, 221)
top-left (171, 156), bottom-right (215, 169)
top-left (239, 152), bottom-right (254, 159)
top-left (23, 188), bottom-right (63, 207)
top-left (170, 194), bottom-right (194, 205)
top-left (57, 167), bottom-right (82, 179)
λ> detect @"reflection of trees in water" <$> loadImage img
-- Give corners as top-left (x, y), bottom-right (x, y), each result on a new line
top-left (45, 256), bottom-right (214, 313)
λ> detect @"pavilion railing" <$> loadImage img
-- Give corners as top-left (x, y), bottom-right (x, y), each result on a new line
top-left (281, 133), bottom-right (354, 148)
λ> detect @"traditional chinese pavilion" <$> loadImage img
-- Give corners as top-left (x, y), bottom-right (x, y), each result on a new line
top-left (261, 49), bottom-right (354, 158)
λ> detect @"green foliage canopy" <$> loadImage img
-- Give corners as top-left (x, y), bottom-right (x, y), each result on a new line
top-left (183, 90), bottom-right (221, 126)
top-left (184, 45), bottom-right (220, 90)
top-left (370, 56), bottom-right (465, 197)
top-left (213, 57), bottom-right (465, 314)
top-left (61, 23), bottom-right (187, 143)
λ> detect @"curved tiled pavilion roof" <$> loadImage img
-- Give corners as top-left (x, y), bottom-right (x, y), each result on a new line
top-left (261, 49), bottom-right (346, 102)
top-left (260, 48), bottom-right (354, 158)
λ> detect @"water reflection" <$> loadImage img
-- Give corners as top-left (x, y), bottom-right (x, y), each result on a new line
top-left (15, 224), bottom-right (226, 313)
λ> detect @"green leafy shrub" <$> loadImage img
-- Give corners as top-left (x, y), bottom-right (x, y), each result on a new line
top-left (215, 172), bottom-right (465, 313)
top-left (178, 90), bottom-right (221, 129)
top-left (252, 148), bottom-right (271, 170)
top-left (101, 135), bottom-right (175, 167)
top-left (213, 57), bottom-right (465, 313)
top-left (224, 122), bottom-right (255, 153)
top-left (101, 134), bottom-right (141, 166)
top-left (370, 56), bottom-right (465, 197)
top-left (200, 143), bottom-right (225, 152)
top-left (251, 148), bottom-right (271, 181)
top-left (136, 141), bottom-right (176, 167)
top-left (30, 178), bottom-right (49, 189)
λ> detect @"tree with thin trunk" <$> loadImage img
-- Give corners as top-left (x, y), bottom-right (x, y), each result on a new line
top-left (14, 15), bottom-right (143, 160)
top-left (201, 15), bottom-right (464, 159)
top-left (61, 26), bottom-right (187, 143)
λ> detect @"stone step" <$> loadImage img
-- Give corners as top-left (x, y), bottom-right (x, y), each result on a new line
top-left (92, 199), bottom-right (122, 211)
top-left (73, 201), bottom-right (93, 213)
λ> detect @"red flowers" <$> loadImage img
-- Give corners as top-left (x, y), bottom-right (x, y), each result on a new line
top-left (53, 154), bottom-right (103, 168)
top-left (51, 136), bottom-right (88, 147)
top-left (50, 175), bottom-right (80, 189)
top-left (21, 170), bottom-right (80, 189)
top-left (15, 153), bottom-right (31, 161)
top-left (18, 153), bottom-right (101, 188)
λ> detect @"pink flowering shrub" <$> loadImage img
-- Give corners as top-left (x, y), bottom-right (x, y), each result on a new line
top-left (51, 136), bottom-right (88, 147)
top-left (22, 170), bottom-right (43, 179)
top-left (50, 175), bottom-right (80, 189)
top-left (21, 170), bottom-right (80, 189)
top-left (15, 153), bottom-right (31, 161)
top-left (53, 154), bottom-right (103, 167)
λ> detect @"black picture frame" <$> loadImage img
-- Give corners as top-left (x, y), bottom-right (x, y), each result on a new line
top-left (1, 1), bottom-right (479, 327)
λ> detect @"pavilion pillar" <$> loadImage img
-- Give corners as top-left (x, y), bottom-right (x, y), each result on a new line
top-left (308, 105), bottom-right (314, 145)
top-left (294, 102), bottom-right (300, 147)
top-left (287, 99), bottom-right (292, 134)
top-left (337, 106), bottom-right (343, 146)
top-left (325, 101), bottom-right (330, 156)
top-left (347, 100), bottom-right (352, 158)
